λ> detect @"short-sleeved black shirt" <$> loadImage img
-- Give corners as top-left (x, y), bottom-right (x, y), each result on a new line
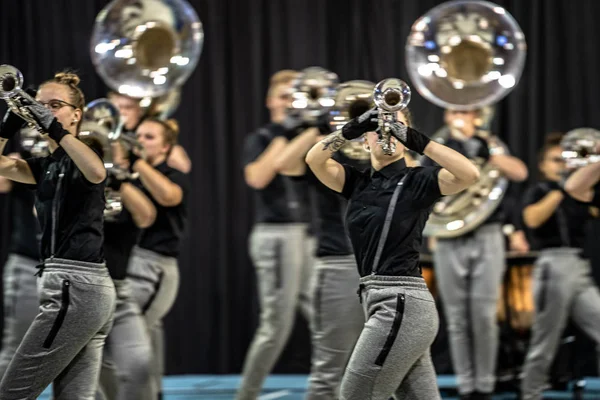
top-left (592, 184), bottom-right (600, 208)
top-left (25, 147), bottom-right (106, 262)
top-left (523, 181), bottom-right (591, 250)
top-left (104, 208), bottom-right (140, 280)
top-left (342, 158), bottom-right (443, 277)
top-left (137, 162), bottom-right (190, 257)
top-left (306, 153), bottom-right (369, 258)
top-left (8, 181), bottom-right (41, 260)
top-left (242, 123), bottom-right (312, 225)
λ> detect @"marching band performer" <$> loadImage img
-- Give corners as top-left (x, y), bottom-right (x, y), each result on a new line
top-left (237, 70), bottom-right (315, 400)
top-left (306, 105), bottom-right (479, 400)
top-left (521, 133), bottom-right (600, 400)
top-left (422, 108), bottom-right (528, 400)
top-left (0, 72), bottom-right (115, 399)
top-left (0, 136), bottom-right (42, 380)
top-left (127, 117), bottom-right (190, 400)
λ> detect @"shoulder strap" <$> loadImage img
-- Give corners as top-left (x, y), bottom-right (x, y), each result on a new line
top-left (372, 174), bottom-right (408, 275)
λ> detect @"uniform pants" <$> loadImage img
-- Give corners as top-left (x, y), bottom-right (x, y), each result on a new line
top-left (434, 224), bottom-right (506, 394)
top-left (521, 248), bottom-right (600, 400)
top-left (340, 275), bottom-right (441, 400)
top-left (236, 223), bottom-right (315, 400)
top-left (306, 255), bottom-right (363, 400)
top-left (0, 254), bottom-right (40, 380)
top-left (0, 258), bottom-right (116, 400)
top-left (96, 279), bottom-right (152, 400)
top-left (126, 246), bottom-right (179, 400)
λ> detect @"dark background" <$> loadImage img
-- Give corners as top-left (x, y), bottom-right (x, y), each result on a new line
top-left (0, 0), bottom-right (599, 375)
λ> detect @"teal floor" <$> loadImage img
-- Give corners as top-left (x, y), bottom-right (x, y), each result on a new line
top-left (36, 375), bottom-right (600, 399)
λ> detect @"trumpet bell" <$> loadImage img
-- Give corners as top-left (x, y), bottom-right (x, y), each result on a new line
top-left (289, 67), bottom-right (338, 124)
top-left (0, 65), bottom-right (23, 99)
top-left (373, 79), bottom-right (411, 112)
top-left (91, 0), bottom-right (204, 98)
top-left (561, 128), bottom-right (600, 168)
top-left (406, 0), bottom-right (526, 110)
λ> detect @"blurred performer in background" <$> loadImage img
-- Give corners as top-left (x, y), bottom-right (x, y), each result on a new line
top-left (519, 133), bottom-right (600, 400)
top-left (0, 134), bottom-right (42, 380)
top-left (422, 108), bottom-right (528, 400)
top-left (126, 118), bottom-right (190, 400)
top-left (306, 105), bottom-right (479, 400)
top-left (84, 137), bottom-right (156, 400)
top-left (108, 91), bottom-right (191, 174)
top-left (273, 87), bottom-right (373, 399)
top-left (0, 72), bottom-right (114, 399)
top-left (237, 70), bottom-right (315, 400)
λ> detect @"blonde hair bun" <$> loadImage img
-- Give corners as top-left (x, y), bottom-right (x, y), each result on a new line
top-left (54, 72), bottom-right (81, 87)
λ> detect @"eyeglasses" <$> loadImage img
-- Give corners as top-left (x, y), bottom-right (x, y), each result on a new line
top-left (37, 99), bottom-right (77, 111)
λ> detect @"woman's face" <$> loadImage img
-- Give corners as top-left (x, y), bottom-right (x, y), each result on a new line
top-left (36, 83), bottom-right (81, 136)
top-left (539, 145), bottom-right (565, 181)
top-left (135, 120), bottom-right (169, 163)
top-left (110, 94), bottom-right (144, 131)
top-left (364, 110), bottom-right (409, 160)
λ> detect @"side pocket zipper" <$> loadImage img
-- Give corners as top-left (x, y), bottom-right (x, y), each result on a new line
top-left (43, 280), bottom-right (71, 348)
top-left (375, 293), bottom-right (406, 366)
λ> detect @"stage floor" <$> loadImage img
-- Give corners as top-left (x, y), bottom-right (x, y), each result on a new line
top-left (37, 375), bottom-right (600, 399)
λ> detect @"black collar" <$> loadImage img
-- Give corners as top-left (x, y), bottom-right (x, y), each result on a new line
top-left (50, 147), bottom-right (66, 161)
top-left (370, 158), bottom-right (407, 178)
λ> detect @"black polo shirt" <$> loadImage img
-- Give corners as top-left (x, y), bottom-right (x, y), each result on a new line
top-left (306, 153), bottom-right (370, 258)
top-left (523, 181), bottom-right (591, 250)
top-left (137, 162), bottom-right (189, 257)
top-left (243, 123), bottom-right (312, 225)
top-left (342, 158), bottom-right (443, 277)
top-left (592, 184), bottom-right (600, 208)
top-left (104, 208), bottom-right (140, 280)
top-left (8, 181), bottom-right (41, 260)
top-left (25, 147), bottom-right (106, 262)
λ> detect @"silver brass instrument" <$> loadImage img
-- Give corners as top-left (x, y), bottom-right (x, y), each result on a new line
top-left (328, 80), bottom-right (375, 161)
top-left (406, 0), bottom-right (526, 238)
top-left (373, 79), bottom-right (411, 156)
top-left (79, 98), bottom-right (140, 220)
top-left (90, 0), bottom-right (204, 99)
top-left (561, 128), bottom-right (600, 169)
top-left (0, 65), bottom-right (45, 133)
top-left (288, 66), bottom-right (338, 125)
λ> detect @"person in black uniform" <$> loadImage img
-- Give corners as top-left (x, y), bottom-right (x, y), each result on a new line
top-left (0, 71), bottom-right (115, 399)
top-left (82, 137), bottom-right (157, 400)
top-left (520, 133), bottom-right (600, 400)
top-left (126, 117), bottom-right (190, 400)
top-left (305, 105), bottom-right (479, 400)
top-left (0, 138), bottom-right (42, 380)
top-left (273, 95), bottom-right (375, 399)
top-left (237, 70), bottom-right (315, 400)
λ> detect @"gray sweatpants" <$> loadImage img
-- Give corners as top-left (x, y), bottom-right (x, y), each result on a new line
top-left (0, 258), bottom-right (116, 400)
top-left (340, 275), bottom-right (441, 400)
top-left (434, 223), bottom-right (506, 394)
top-left (521, 248), bottom-right (600, 400)
top-left (126, 246), bottom-right (179, 400)
top-left (306, 255), bottom-right (364, 400)
top-left (236, 223), bottom-right (315, 400)
top-left (96, 279), bottom-right (152, 400)
top-left (0, 254), bottom-right (40, 380)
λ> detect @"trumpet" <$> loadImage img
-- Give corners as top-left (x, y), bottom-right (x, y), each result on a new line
top-left (373, 78), bottom-right (411, 156)
top-left (0, 65), bottom-right (45, 134)
top-left (288, 66), bottom-right (339, 125)
top-left (561, 128), bottom-right (600, 169)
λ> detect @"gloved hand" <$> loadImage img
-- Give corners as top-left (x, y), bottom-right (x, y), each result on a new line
top-left (278, 113), bottom-right (308, 140)
top-left (127, 150), bottom-right (141, 173)
top-left (20, 96), bottom-right (69, 144)
top-left (386, 121), bottom-right (431, 155)
top-left (341, 107), bottom-right (379, 140)
top-left (465, 136), bottom-right (491, 162)
top-left (106, 172), bottom-right (125, 191)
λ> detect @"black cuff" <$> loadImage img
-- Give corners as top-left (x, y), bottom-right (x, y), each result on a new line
top-left (405, 127), bottom-right (431, 155)
top-left (47, 119), bottom-right (69, 143)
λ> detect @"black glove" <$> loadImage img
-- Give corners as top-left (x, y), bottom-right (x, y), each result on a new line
top-left (465, 136), bottom-right (491, 162)
top-left (313, 112), bottom-right (333, 135)
top-left (341, 107), bottom-right (379, 140)
top-left (128, 150), bottom-right (141, 173)
top-left (278, 113), bottom-right (308, 140)
top-left (0, 109), bottom-right (26, 139)
top-left (106, 173), bottom-right (125, 191)
top-left (20, 98), bottom-right (69, 143)
top-left (387, 122), bottom-right (431, 155)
